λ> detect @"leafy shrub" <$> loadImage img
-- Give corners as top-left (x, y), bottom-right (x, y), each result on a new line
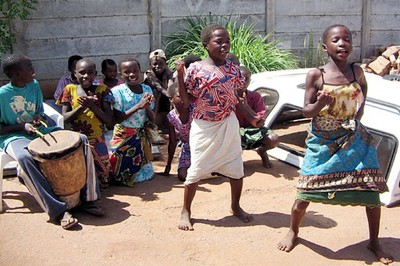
top-left (164, 15), bottom-right (299, 73)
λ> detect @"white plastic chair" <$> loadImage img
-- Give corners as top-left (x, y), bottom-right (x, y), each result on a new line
top-left (0, 102), bottom-right (64, 212)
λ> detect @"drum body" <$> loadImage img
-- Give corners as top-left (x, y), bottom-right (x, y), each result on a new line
top-left (28, 130), bottom-right (86, 208)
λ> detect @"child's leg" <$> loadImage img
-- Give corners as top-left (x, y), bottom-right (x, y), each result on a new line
top-left (229, 178), bottom-right (253, 223)
top-left (365, 207), bottom-right (393, 264)
top-left (177, 167), bottom-right (188, 182)
top-left (179, 182), bottom-right (198, 231)
top-left (277, 199), bottom-right (310, 252)
top-left (256, 133), bottom-right (279, 168)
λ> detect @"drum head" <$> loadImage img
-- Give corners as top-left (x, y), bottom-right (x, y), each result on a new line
top-left (28, 130), bottom-right (82, 159)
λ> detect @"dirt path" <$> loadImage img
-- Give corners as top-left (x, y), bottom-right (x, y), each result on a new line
top-left (1, 147), bottom-right (399, 266)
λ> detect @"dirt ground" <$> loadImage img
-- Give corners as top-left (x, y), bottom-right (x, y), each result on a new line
top-left (1, 143), bottom-right (399, 266)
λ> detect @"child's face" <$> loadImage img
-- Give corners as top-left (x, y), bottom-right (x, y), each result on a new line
top-left (120, 61), bottom-right (141, 87)
top-left (206, 28), bottom-right (230, 63)
top-left (75, 61), bottom-right (97, 89)
top-left (103, 64), bottom-right (118, 80)
top-left (324, 26), bottom-right (353, 61)
top-left (18, 58), bottom-right (35, 84)
top-left (170, 88), bottom-right (182, 107)
top-left (150, 57), bottom-right (166, 75)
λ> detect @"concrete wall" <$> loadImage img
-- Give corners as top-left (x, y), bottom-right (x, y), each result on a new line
top-left (1, 0), bottom-right (399, 98)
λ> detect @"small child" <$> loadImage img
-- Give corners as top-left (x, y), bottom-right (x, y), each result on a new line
top-left (163, 78), bottom-right (192, 181)
top-left (100, 59), bottom-right (123, 89)
top-left (57, 58), bottom-right (113, 189)
top-left (277, 24), bottom-right (393, 265)
top-left (177, 24), bottom-right (261, 231)
top-left (143, 49), bottom-right (174, 133)
top-left (109, 57), bottom-right (155, 187)
top-left (0, 54), bottom-right (103, 230)
top-left (53, 55), bottom-right (82, 101)
top-left (235, 66), bottom-right (279, 168)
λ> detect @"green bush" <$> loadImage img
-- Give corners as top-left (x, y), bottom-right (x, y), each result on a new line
top-left (164, 15), bottom-right (299, 73)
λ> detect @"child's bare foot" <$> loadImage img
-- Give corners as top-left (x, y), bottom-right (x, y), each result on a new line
top-left (257, 150), bottom-right (273, 168)
top-left (367, 241), bottom-right (394, 265)
top-left (231, 206), bottom-right (253, 223)
top-left (277, 230), bottom-right (297, 252)
top-left (178, 208), bottom-right (194, 231)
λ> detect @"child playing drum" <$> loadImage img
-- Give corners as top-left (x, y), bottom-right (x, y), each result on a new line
top-left (57, 58), bottom-right (114, 189)
top-left (0, 54), bottom-right (104, 230)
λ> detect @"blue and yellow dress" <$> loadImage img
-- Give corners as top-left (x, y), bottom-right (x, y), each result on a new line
top-left (297, 68), bottom-right (388, 207)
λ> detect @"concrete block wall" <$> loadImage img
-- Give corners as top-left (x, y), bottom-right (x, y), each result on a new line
top-left (1, 0), bottom-right (399, 98)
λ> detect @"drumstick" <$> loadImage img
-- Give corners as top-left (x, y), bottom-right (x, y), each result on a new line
top-left (39, 120), bottom-right (48, 127)
top-left (34, 129), bottom-right (51, 146)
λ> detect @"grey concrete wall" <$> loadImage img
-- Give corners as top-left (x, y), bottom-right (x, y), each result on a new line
top-left (1, 0), bottom-right (399, 98)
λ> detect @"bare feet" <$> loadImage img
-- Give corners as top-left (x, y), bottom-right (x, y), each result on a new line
top-left (178, 208), bottom-right (194, 231)
top-left (367, 241), bottom-right (394, 265)
top-left (277, 230), bottom-right (297, 252)
top-left (257, 149), bottom-right (273, 168)
top-left (231, 206), bottom-right (253, 223)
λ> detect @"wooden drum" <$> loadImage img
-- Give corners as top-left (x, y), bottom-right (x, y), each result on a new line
top-left (28, 130), bottom-right (86, 209)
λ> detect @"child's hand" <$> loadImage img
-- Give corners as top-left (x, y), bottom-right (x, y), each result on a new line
top-left (138, 93), bottom-right (153, 109)
top-left (24, 123), bottom-right (36, 134)
top-left (316, 90), bottom-right (333, 106)
top-left (255, 116), bottom-right (266, 128)
top-left (78, 95), bottom-right (98, 109)
top-left (175, 59), bottom-right (185, 75)
top-left (250, 115), bottom-right (264, 128)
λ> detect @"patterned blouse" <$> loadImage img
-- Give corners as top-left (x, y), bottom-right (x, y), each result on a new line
top-left (185, 61), bottom-right (244, 122)
top-left (111, 83), bottom-right (154, 128)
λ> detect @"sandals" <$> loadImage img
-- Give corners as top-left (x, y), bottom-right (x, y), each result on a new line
top-left (79, 202), bottom-right (105, 217)
top-left (60, 211), bottom-right (78, 230)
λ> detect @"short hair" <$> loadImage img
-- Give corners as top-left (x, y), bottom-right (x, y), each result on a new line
top-left (201, 24), bottom-right (226, 47)
top-left (76, 58), bottom-right (96, 70)
top-left (2, 54), bottom-right (29, 79)
top-left (239, 65), bottom-right (251, 77)
top-left (118, 57), bottom-right (141, 70)
top-left (183, 54), bottom-right (201, 68)
top-left (322, 24), bottom-right (352, 44)
top-left (101, 59), bottom-right (117, 73)
top-left (67, 55), bottom-right (83, 71)
top-left (167, 82), bottom-right (178, 98)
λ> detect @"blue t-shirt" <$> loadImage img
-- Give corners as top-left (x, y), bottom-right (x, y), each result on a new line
top-left (0, 80), bottom-right (56, 150)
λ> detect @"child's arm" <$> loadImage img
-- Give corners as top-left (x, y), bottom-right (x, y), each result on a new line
top-left (176, 60), bottom-right (191, 108)
top-left (354, 65), bottom-right (367, 120)
top-left (164, 121), bottom-right (178, 176)
top-left (61, 100), bottom-right (86, 124)
top-left (0, 122), bottom-right (36, 135)
top-left (113, 93), bottom-right (154, 123)
top-left (302, 68), bottom-right (333, 118)
top-left (145, 72), bottom-right (169, 97)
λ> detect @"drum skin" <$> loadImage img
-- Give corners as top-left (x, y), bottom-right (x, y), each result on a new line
top-left (28, 131), bottom-right (86, 197)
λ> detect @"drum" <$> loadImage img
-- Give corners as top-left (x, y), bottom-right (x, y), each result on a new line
top-left (27, 130), bottom-right (86, 209)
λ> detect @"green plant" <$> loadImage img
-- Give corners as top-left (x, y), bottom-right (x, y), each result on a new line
top-left (0, 0), bottom-right (38, 54)
top-left (303, 31), bottom-right (327, 68)
top-left (164, 15), bottom-right (298, 73)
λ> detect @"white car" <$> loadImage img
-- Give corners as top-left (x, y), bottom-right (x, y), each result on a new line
top-left (248, 68), bottom-right (400, 207)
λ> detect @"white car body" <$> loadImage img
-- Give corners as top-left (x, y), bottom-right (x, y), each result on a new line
top-left (248, 68), bottom-right (400, 207)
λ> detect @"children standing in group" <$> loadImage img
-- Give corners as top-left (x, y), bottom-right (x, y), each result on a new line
top-left (100, 59), bottom-right (123, 89)
top-left (0, 54), bottom-right (103, 230)
top-left (109, 58), bottom-right (155, 187)
top-left (57, 58), bottom-right (113, 190)
top-left (236, 66), bottom-right (279, 168)
top-left (277, 24), bottom-right (393, 265)
top-left (144, 49), bottom-right (174, 133)
top-left (177, 24), bottom-right (261, 231)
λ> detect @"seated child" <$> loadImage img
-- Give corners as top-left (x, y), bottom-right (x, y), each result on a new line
top-left (57, 58), bottom-right (113, 189)
top-left (53, 55), bottom-right (82, 101)
top-left (99, 59), bottom-right (123, 89)
top-left (109, 57), bottom-right (155, 187)
top-left (143, 49), bottom-right (174, 133)
top-left (235, 66), bottom-right (279, 168)
top-left (0, 54), bottom-right (104, 230)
